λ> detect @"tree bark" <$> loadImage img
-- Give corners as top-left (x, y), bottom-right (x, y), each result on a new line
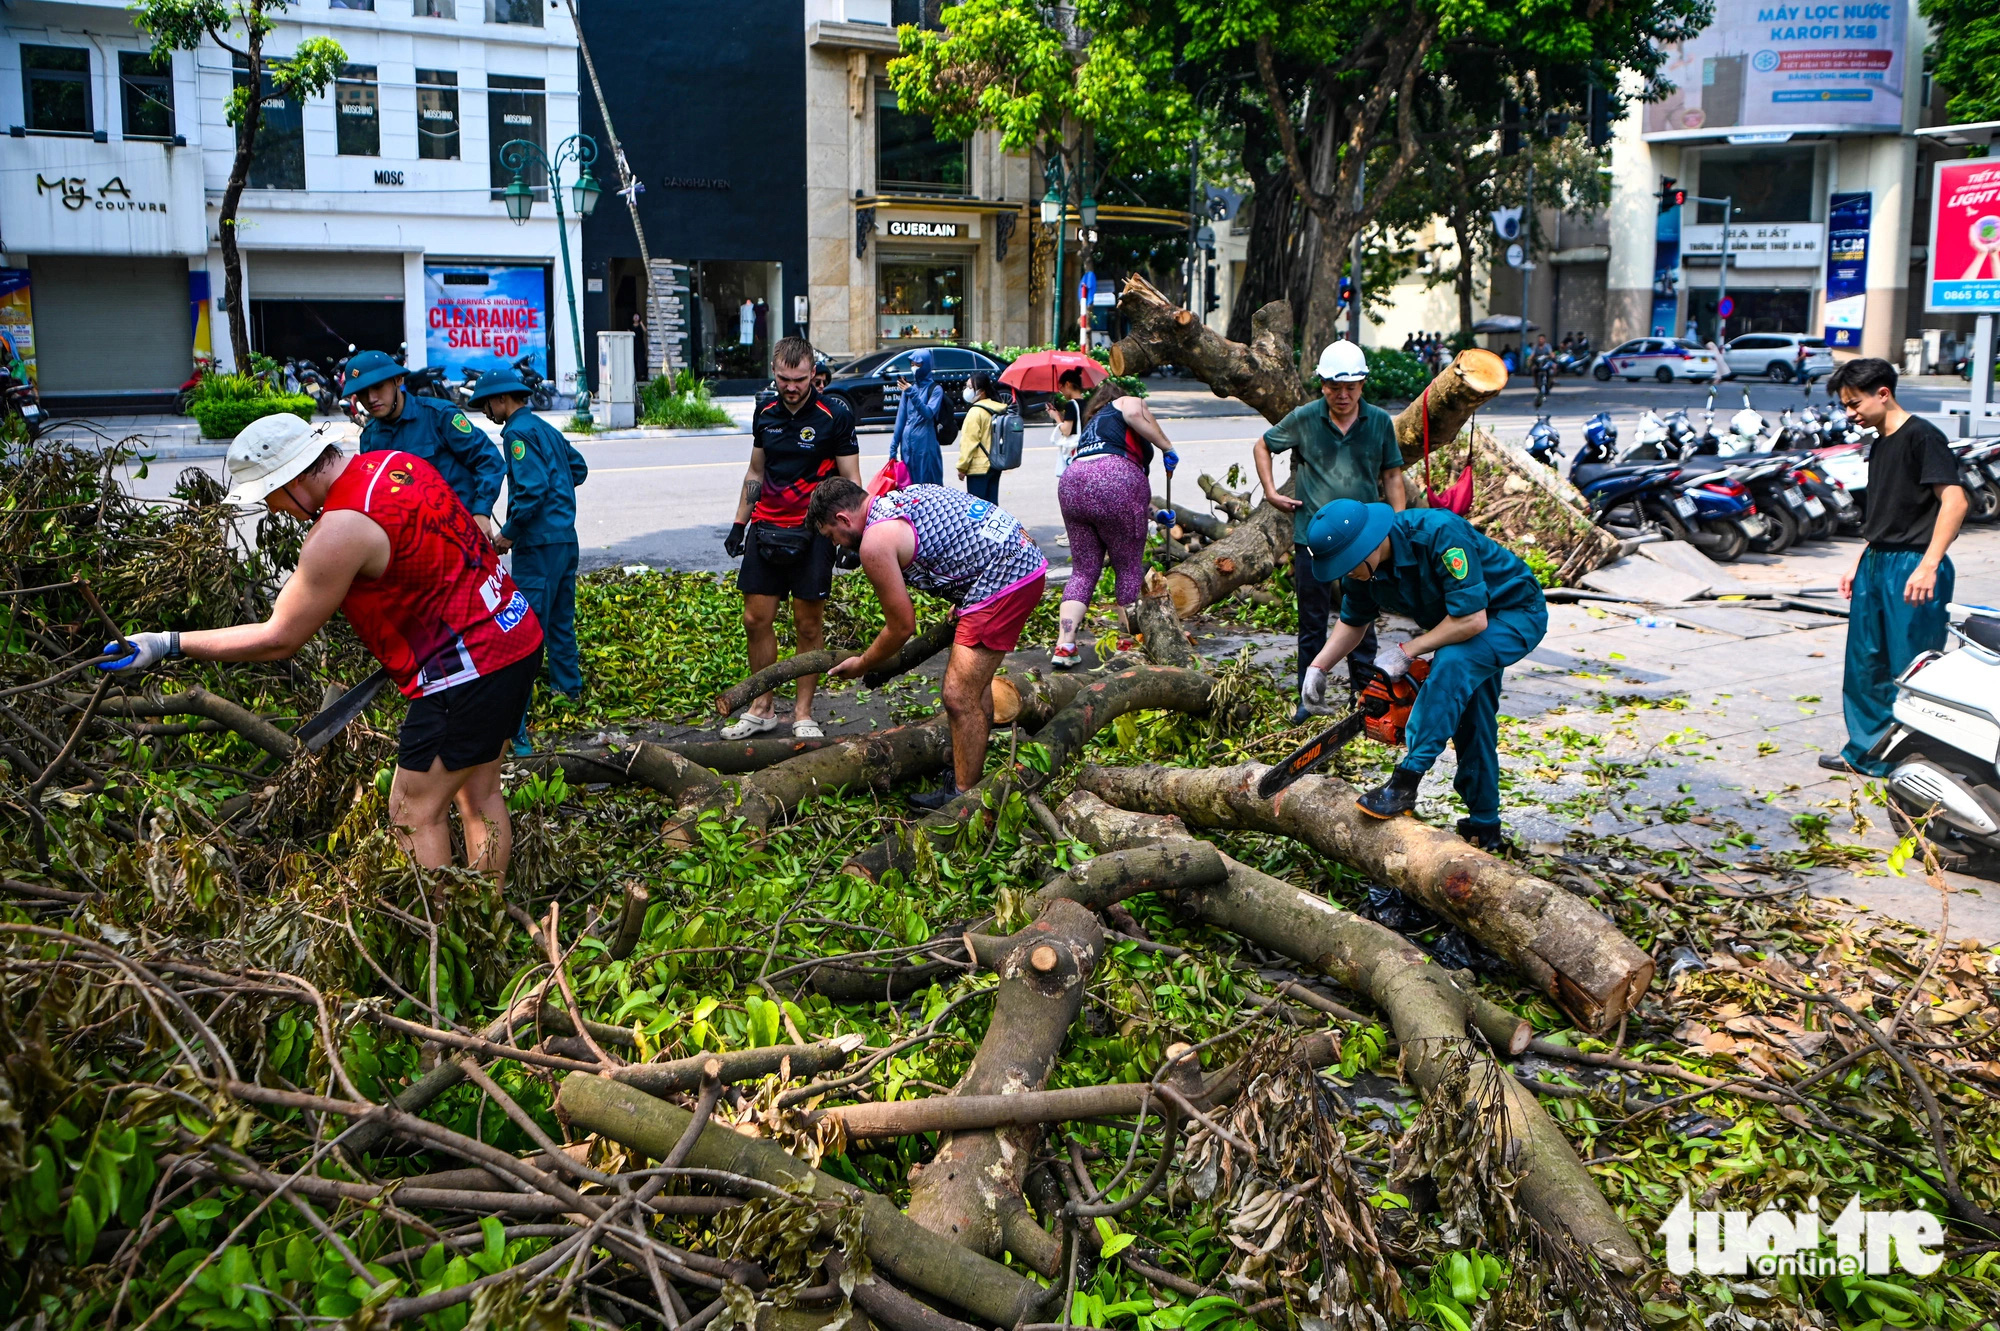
top-left (716, 651), bottom-right (839, 717)
top-left (840, 666), bottom-right (1217, 883)
top-left (1073, 763), bottom-right (1653, 1034)
top-left (557, 1076), bottom-right (1051, 1327)
top-left (1053, 792), bottom-right (1648, 1277)
top-left (861, 619), bottom-right (959, 687)
top-left (97, 688), bottom-right (297, 759)
top-left (1132, 594), bottom-right (1200, 669)
top-left (903, 897), bottom-right (1100, 1273)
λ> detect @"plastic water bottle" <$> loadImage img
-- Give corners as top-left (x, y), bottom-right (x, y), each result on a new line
top-left (1635, 614), bottom-right (1674, 629)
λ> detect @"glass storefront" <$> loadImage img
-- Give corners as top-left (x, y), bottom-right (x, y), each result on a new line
top-left (878, 256), bottom-right (963, 343)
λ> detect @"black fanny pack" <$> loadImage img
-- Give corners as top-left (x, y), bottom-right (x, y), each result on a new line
top-left (754, 523), bottom-right (814, 565)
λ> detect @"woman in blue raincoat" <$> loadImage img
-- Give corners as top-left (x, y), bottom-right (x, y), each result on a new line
top-left (890, 347), bottom-right (945, 485)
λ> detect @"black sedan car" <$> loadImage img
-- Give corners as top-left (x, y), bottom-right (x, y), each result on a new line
top-left (821, 345), bottom-right (1010, 425)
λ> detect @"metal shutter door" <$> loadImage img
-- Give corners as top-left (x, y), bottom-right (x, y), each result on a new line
top-left (248, 251), bottom-right (404, 299)
top-left (30, 256), bottom-right (192, 393)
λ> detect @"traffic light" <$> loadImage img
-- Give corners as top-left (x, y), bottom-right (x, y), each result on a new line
top-left (1204, 262), bottom-right (1220, 313)
top-left (1658, 177), bottom-right (1685, 213)
top-left (1338, 275), bottom-right (1354, 310)
top-left (1500, 97), bottom-right (1521, 157)
top-left (1586, 82), bottom-right (1613, 147)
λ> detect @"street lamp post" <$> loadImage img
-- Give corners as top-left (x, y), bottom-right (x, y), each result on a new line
top-left (1042, 157), bottom-right (1067, 347)
top-left (501, 134), bottom-right (602, 425)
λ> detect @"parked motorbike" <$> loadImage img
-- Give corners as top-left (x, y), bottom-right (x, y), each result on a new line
top-left (0, 361), bottom-right (45, 439)
top-left (1525, 416), bottom-right (1561, 469)
top-left (447, 368), bottom-right (482, 410)
top-left (1954, 438), bottom-right (2000, 523)
top-left (285, 358), bottom-right (337, 415)
top-left (1553, 337), bottom-right (1594, 377)
top-left (513, 355), bottom-right (557, 411)
top-left (405, 364), bottom-right (451, 398)
top-left (1871, 603), bottom-right (2000, 871)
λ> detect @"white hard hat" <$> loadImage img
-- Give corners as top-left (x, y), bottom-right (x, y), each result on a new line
top-left (224, 412), bottom-right (325, 506)
top-left (1314, 339), bottom-right (1369, 382)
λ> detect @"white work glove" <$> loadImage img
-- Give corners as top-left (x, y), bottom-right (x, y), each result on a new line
top-left (1301, 665), bottom-right (1327, 707)
top-left (1374, 642), bottom-right (1411, 680)
top-left (98, 631), bottom-right (181, 673)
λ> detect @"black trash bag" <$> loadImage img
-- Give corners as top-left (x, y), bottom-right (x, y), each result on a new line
top-left (1429, 926), bottom-right (1506, 976)
top-left (1363, 884), bottom-right (1436, 933)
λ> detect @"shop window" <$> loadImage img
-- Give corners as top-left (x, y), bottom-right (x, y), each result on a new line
top-left (878, 259), bottom-right (963, 342)
top-left (1695, 147), bottom-right (1815, 225)
top-left (416, 0), bottom-right (456, 14)
top-left (22, 46), bottom-right (91, 136)
top-left (234, 57), bottom-right (306, 190)
top-left (488, 0), bottom-right (543, 25)
top-left (488, 75), bottom-right (547, 195)
top-left (877, 84), bottom-right (965, 195)
top-left (335, 65), bottom-right (379, 156)
top-left (328, 0), bottom-right (375, 8)
top-left (119, 51), bottom-right (174, 140)
top-left (891, 0), bottom-right (948, 27)
top-left (416, 69), bottom-right (460, 161)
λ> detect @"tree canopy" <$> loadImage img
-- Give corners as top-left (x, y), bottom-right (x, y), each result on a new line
top-left (1921, 0), bottom-right (2000, 125)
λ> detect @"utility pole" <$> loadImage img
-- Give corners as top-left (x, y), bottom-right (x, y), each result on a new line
top-left (1348, 159), bottom-right (1365, 343)
top-left (562, 0), bottom-right (672, 379)
top-left (1520, 157), bottom-right (1534, 353)
top-left (1690, 192), bottom-right (1735, 340)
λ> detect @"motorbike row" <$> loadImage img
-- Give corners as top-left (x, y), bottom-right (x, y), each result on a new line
top-left (1525, 389), bottom-right (1876, 564)
top-left (274, 345), bottom-right (555, 424)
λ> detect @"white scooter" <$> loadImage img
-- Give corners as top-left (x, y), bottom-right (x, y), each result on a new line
top-left (1873, 603), bottom-right (2000, 868)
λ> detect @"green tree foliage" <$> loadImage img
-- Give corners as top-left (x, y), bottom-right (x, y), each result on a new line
top-left (1922, 0), bottom-right (2000, 125)
top-left (132, 2), bottom-right (343, 367)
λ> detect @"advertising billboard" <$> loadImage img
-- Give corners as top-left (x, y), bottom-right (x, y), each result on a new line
top-left (423, 263), bottom-right (550, 381)
top-left (1822, 192), bottom-right (1870, 347)
top-left (1643, 0), bottom-right (1908, 139)
top-left (0, 270), bottom-right (36, 383)
top-left (1926, 159), bottom-right (2000, 313)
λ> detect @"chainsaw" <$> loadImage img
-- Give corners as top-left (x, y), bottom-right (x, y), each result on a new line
top-left (1256, 656), bottom-right (1429, 799)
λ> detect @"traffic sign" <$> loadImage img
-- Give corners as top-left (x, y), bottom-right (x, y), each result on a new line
top-left (1718, 296), bottom-right (1735, 318)
top-left (1505, 243), bottom-right (1526, 269)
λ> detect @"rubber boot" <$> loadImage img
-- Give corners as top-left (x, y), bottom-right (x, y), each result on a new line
top-left (1356, 766), bottom-right (1422, 820)
top-left (1455, 817), bottom-right (1508, 854)
top-left (908, 782), bottom-right (962, 812)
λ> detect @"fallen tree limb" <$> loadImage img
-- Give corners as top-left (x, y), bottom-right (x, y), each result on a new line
top-left (904, 898), bottom-right (1101, 1275)
top-left (175, 1159), bottom-right (741, 1216)
top-left (556, 1075), bottom-right (1050, 1327)
top-left (862, 618), bottom-right (958, 688)
top-left (1055, 790), bottom-right (1648, 1277)
top-left (841, 666), bottom-right (1217, 883)
top-left (1152, 497), bottom-right (1232, 541)
top-left (1074, 763), bottom-right (1654, 1034)
top-left (662, 736), bottom-right (843, 773)
top-left (716, 650), bottom-right (839, 717)
top-left (1133, 595), bottom-right (1200, 669)
top-left (97, 687), bottom-right (297, 759)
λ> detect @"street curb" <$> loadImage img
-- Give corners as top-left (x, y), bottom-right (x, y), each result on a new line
top-left (566, 425), bottom-right (749, 442)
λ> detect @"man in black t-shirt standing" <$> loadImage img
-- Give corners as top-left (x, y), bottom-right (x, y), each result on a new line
top-left (723, 337), bottom-right (860, 739)
top-left (1821, 357), bottom-right (1968, 776)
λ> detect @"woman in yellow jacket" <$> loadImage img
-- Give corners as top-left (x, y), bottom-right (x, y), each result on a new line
top-left (955, 372), bottom-right (1006, 503)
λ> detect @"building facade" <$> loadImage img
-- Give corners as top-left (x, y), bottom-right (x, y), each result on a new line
top-left (577, 0), bottom-right (1035, 388)
top-left (0, 0), bottom-right (582, 411)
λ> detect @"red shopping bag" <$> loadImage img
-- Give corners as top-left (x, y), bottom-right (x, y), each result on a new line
top-left (1421, 387), bottom-right (1475, 515)
top-left (866, 457), bottom-right (910, 503)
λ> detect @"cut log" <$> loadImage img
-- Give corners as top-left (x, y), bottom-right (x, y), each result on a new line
top-left (1073, 763), bottom-right (1654, 1033)
top-left (1391, 349), bottom-right (1509, 474)
top-left (655, 736), bottom-right (842, 774)
top-left (1053, 791), bottom-right (1647, 1277)
top-left (525, 742), bottom-right (725, 803)
top-left (840, 666), bottom-right (1217, 883)
top-left (716, 650), bottom-right (839, 717)
top-left (1030, 840), bottom-right (1228, 911)
top-left (1159, 495), bottom-right (1293, 619)
top-left (904, 897), bottom-right (1101, 1273)
top-left (556, 1075), bottom-right (1049, 1327)
top-left (1151, 497), bottom-right (1231, 540)
top-left (1108, 276), bottom-right (1305, 424)
top-left (1132, 594), bottom-right (1200, 669)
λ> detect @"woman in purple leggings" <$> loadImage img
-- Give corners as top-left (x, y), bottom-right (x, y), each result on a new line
top-left (1052, 385), bottom-right (1178, 668)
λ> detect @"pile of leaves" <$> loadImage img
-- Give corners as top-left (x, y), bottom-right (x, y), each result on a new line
top-left (2, 438), bottom-right (1997, 1331)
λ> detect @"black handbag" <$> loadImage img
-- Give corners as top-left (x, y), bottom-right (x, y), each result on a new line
top-left (753, 523), bottom-right (813, 566)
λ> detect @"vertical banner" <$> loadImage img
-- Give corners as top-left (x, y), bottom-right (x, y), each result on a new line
top-left (1651, 206), bottom-right (1682, 337)
top-left (1822, 192), bottom-right (1871, 349)
top-left (1926, 159), bottom-right (2000, 312)
top-left (188, 270), bottom-right (213, 365)
top-left (424, 264), bottom-right (550, 380)
top-left (0, 270), bottom-right (36, 384)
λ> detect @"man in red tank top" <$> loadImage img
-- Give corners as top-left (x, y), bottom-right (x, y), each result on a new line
top-left (98, 415), bottom-right (545, 886)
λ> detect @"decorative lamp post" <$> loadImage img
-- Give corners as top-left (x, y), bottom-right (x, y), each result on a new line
top-left (500, 133), bottom-right (600, 425)
top-left (1043, 158), bottom-right (1068, 345)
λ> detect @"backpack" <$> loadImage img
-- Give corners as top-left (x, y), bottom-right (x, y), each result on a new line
top-left (933, 387), bottom-right (959, 446)
top-left (988, 406), bottom-right (1025, 470)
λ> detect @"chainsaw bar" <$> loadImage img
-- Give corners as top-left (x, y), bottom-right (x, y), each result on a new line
top-left (1256, 710), bottom-right (1366, 799)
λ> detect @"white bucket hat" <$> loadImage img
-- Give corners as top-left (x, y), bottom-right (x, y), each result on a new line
top-left (224, 413), bottom-right (326, 507)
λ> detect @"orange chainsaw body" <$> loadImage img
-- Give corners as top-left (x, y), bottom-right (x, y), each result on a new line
top-left (1357, 657), bottom-right (1428, 747)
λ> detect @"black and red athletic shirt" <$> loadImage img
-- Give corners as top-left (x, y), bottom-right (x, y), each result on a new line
top-left (751, 390), bottom-right (858, 528)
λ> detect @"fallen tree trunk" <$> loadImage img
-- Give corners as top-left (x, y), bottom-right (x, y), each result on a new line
top-left (1132, 595), bottom-right (1200, 669)
top-left (904, 897), bottom-right (1102, 1275)
top-left (1074, 763), bottom-right (1654, 1033)
top-left (557, 1075), bottom-right (1050, 1327)
top-left (841, 666), bottom-right (1217, 883)
top-left (1053, 791), bottom-right (1648, 1277)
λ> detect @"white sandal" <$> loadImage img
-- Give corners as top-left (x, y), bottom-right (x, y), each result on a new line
top-left (791, 718), bottom-right (824, 739)
top-left (720, 713), bottom-right (779, 740)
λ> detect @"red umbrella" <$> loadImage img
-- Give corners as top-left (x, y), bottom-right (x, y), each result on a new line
top-left (998, 349), bottom-right (1108, 394)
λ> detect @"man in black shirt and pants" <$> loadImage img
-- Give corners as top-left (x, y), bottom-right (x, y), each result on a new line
top-left (722, 337), bottom-right (861, 740)
top-left (1822, 358), bottom-right (1968, 776)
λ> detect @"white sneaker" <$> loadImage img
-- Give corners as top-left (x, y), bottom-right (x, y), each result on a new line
top-left (720, 713), bottom-right (780, 740)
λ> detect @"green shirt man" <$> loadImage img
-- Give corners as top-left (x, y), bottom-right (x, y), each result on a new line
top-left (1252, 339), bottom-right (1408, 714)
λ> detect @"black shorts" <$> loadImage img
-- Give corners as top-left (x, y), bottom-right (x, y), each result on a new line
top-left (396, 647), bottom-right (542, 773)
top-left (737, 523), bottom-right (836, 601)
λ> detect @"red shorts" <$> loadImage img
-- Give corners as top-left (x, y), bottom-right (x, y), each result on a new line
top-left (954, 569), bottom-right (1047, 652)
